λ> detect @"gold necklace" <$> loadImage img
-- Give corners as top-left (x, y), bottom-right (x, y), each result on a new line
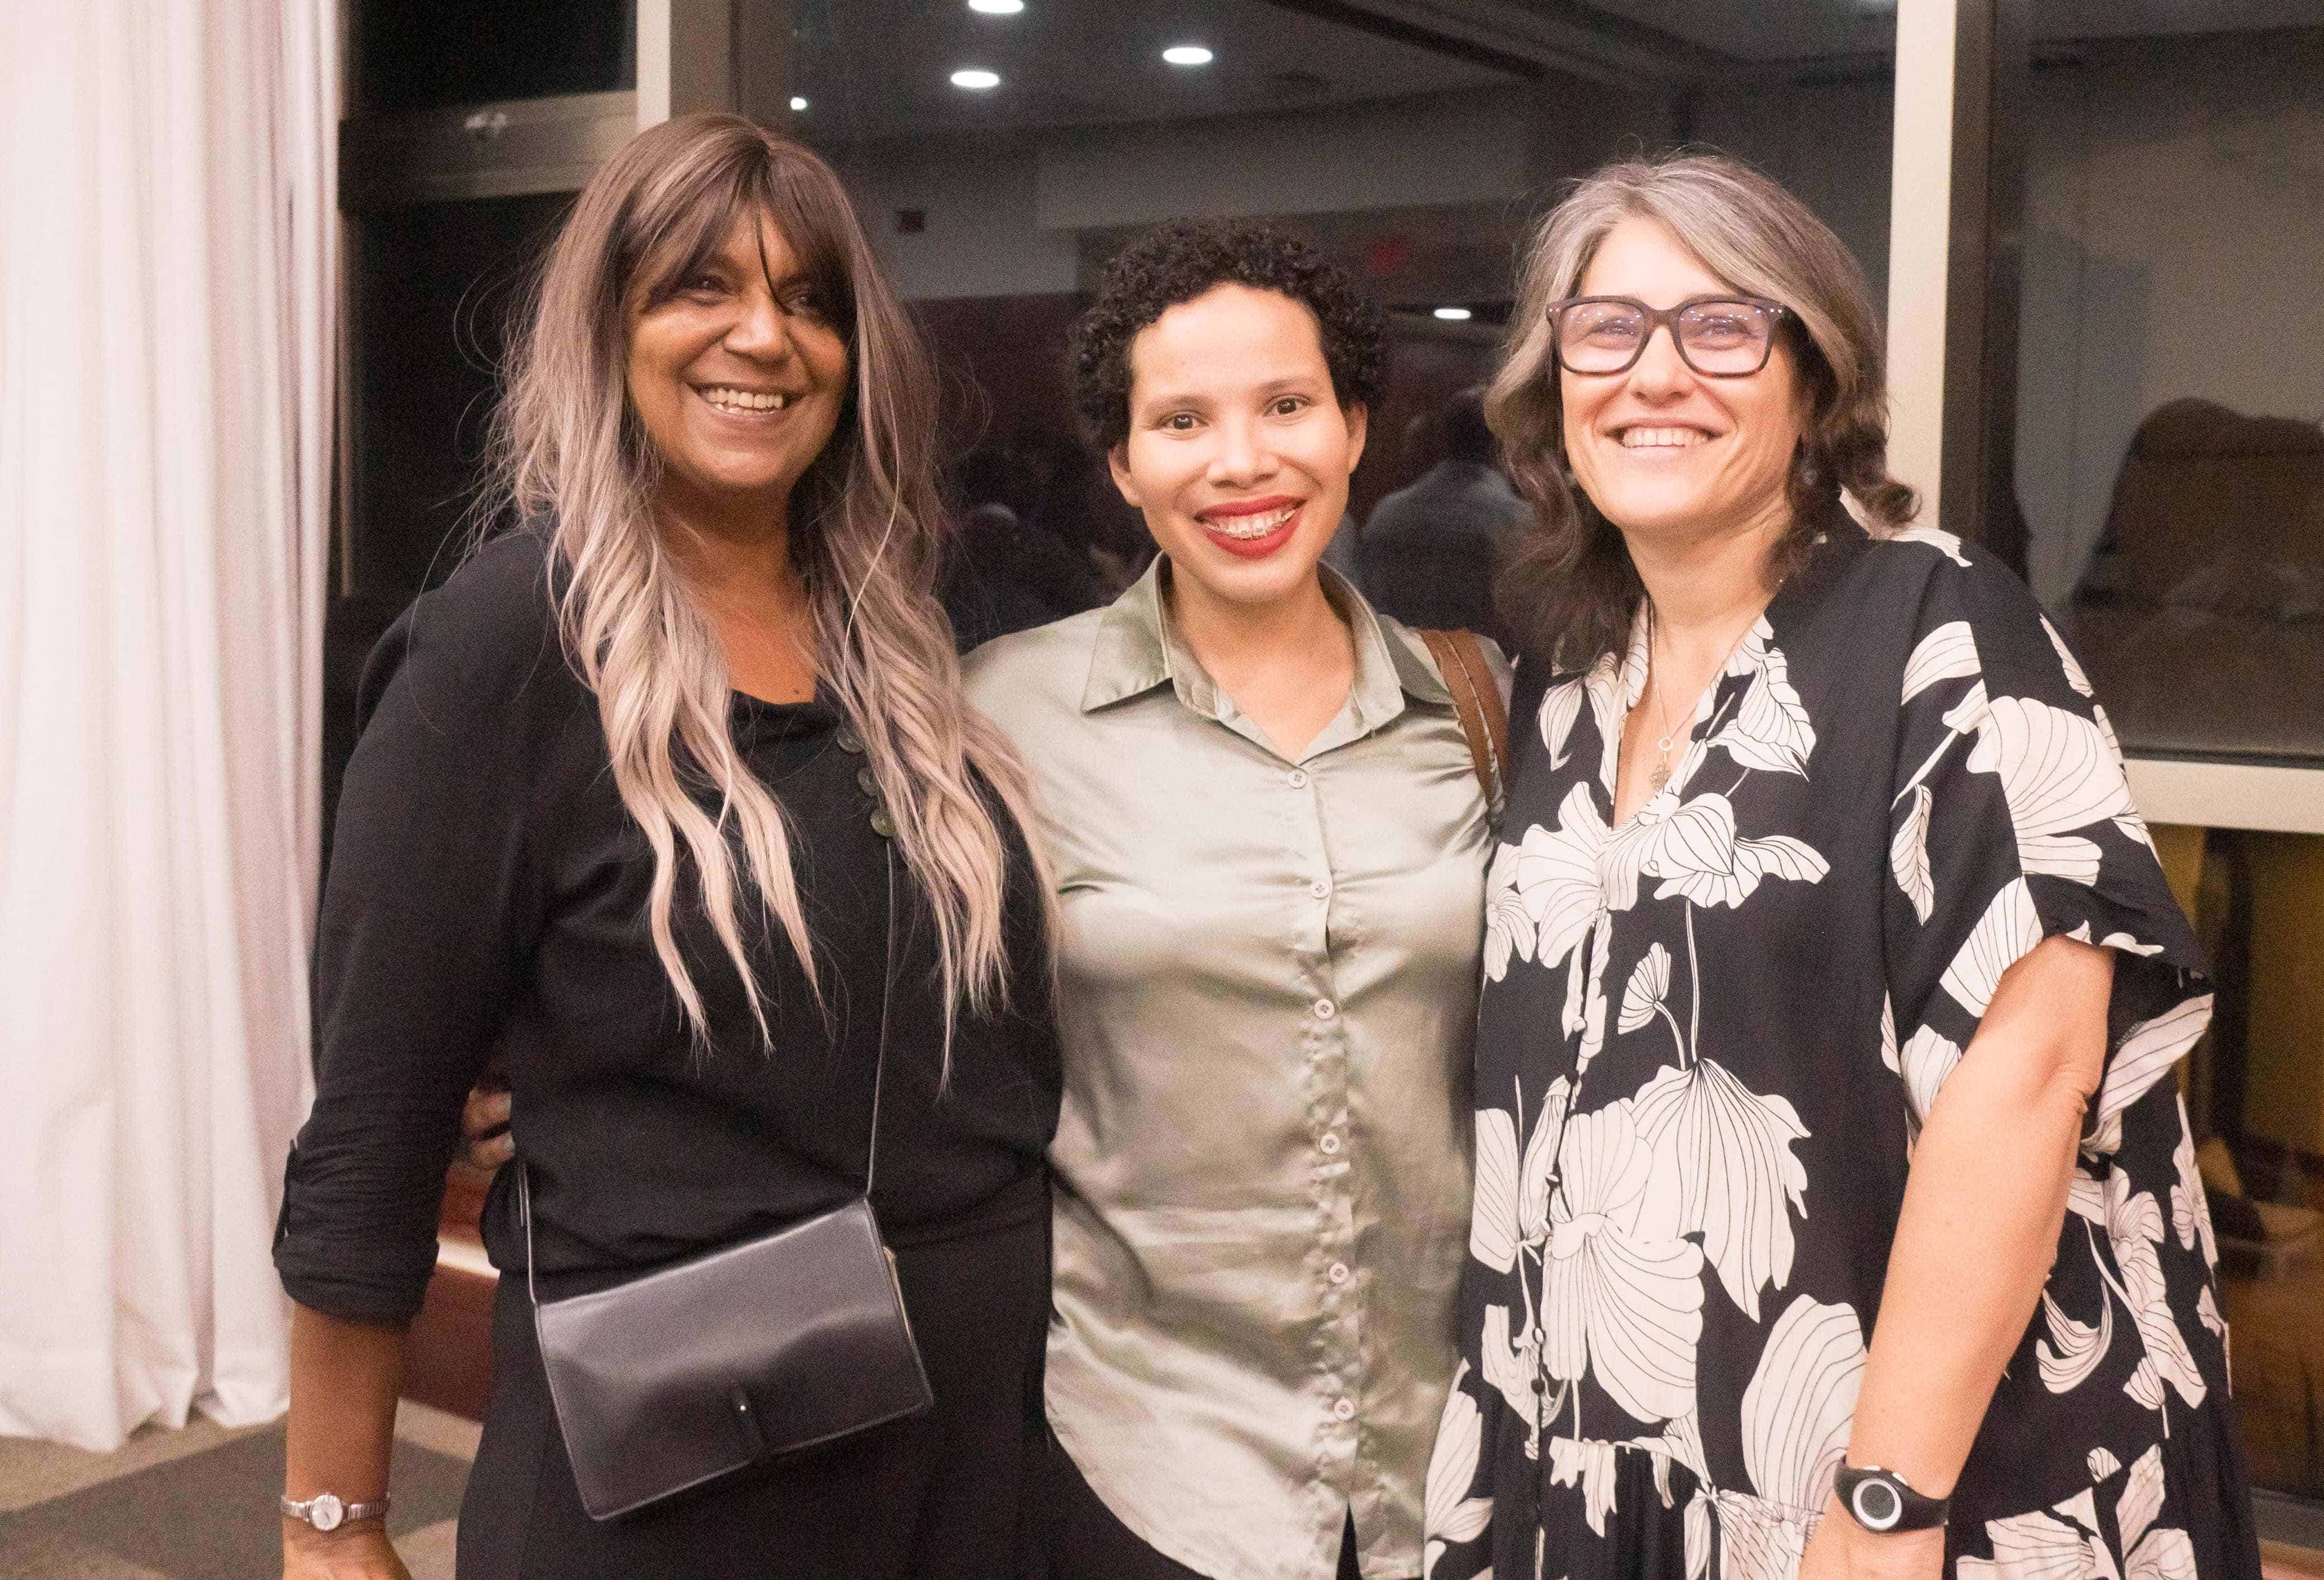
top-left (1642, 601), bottom-right (1761, 793)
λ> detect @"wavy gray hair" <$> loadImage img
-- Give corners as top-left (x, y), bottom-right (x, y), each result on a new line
top-left (492, 113), bottom-right (1047, 1051)
top-left (1492, 151), bottom-right (1918, 667)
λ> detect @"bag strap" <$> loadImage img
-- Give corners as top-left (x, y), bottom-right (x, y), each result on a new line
top-left (520, 841), bottom-right (900, 1302)
top-left (1416, 627), bottom-right (1509, 813)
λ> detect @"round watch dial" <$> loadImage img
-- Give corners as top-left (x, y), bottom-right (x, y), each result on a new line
top-left (309, 1492), bottom-right (344, 1531)
top-left (1851, 1479), bottom-right (1902, 1530)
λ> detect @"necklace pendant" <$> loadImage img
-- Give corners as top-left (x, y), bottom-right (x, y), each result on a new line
top-left (1649, 760), bottom-right (1671, 791)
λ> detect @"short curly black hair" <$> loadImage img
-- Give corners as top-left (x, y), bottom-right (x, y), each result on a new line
top-left (1069, 219), bottom-right (1386, 454)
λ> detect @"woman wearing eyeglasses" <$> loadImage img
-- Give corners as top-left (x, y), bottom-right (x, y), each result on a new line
top-left (1422, 154), bottom-right (2260, 1579)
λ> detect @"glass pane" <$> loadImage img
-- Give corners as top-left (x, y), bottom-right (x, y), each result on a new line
top-left (779, 0), bottom-right (1895, 651)
top-left (2016, 15), bottom-right (2324, 767)
top-left (2012, 2), bottom-right (2324, 1522)
top-left (349, 0), bottom-right (636, 113)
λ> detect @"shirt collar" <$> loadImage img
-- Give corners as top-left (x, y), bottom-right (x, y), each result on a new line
top-left (1080, 556), bottom-right (1452, 732)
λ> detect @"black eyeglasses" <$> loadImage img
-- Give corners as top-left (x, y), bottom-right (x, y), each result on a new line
top-left (1546, 295), bottom-right (1790, 377)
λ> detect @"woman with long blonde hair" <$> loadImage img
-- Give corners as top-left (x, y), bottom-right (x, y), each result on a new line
top-left (273, 114), bottom-right (1059, 1578)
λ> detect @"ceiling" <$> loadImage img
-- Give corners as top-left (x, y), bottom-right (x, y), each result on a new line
top-left (791, 0), bottom-right (1525, 145)
top-left (789, 0), bottom-right (2324, 147)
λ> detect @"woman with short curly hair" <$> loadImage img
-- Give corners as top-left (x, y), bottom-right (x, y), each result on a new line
top-left (964, 218), bottom-right (1506, 1580)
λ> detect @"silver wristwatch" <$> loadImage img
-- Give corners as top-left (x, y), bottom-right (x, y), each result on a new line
top-left (280, 1491), bottom-right (392, 1531)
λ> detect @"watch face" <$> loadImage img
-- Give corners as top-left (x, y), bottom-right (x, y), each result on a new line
top-left (1851, 1478), bottom-right (1902, 1531)
top-left (311, 1492), bottom-right (345, 1531)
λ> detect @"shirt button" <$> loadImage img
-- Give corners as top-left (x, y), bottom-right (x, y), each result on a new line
top-left (1319, 1131), bottom-right (1342, 1155)
top-left (1313, 998), bottom-right (1336, 1020)
top-left (1333, 1397), bottom-right (1356, 1421)
top-left (856, 766), bottom-right (879, 797)
top-left (836, 726), bottom-right (864, 754)
top-left (1309, 879), bottom-right (1330, 900)
top-left (1287, 769), bottom-right (1308, 788)
top-left (870, 807), bottom-right (896, 839)
top-left (1328, 1262), bottom-right (1350, 1285)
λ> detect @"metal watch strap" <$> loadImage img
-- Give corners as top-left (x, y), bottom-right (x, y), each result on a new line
top-left (1834, 1465), bottom-right (1948, 1533)
top-left (280, 1491), bottom-right (391, 1531)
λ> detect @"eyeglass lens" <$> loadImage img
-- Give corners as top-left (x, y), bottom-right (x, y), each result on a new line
top-left (1556, 299), bottom-right (1775, 375)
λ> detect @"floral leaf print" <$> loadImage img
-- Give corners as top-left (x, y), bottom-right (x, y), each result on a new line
top-left (1941, 677), bottom-right (1991, 736)
top-left (2197, 1283), bottom-right (2226, 1346)
top-left (1547, 1438), bottom-right (1622, 1537)
top-left (1618, 942), bottom-right (1674, 1036)
top-left (1520, 784), bottom-right (1610, 972)
top-left (1471, 1109), bottom-right (1522, 1274)
top-left (1540, 673), bottom-right (1588, 769)
top-left (1540, 1099), bottom-right (1705, 1425)
top-left (2120, 1445), bottom-right (2199, 1580)
top-left (1518, 1076), bottom-right (1572, 1244)
top-left (1903, 620), bottom-right (1982, 703)
top-left (1739, 1296), bottom-right (1866, 1512)
top-left (2088, 1446), bottom-right (2123, 1482)
top-left (1955, 1504), bottom-right (2113, 1580)
top-left (1896, 1024), bottom-right (1962, 1130)
top-left (1425, 1365), bottom-right (1496, 1549)
top-left (1940, 878), bottom-right (2045, 1017)
top-left (2169, 1113), bottom-right (2217, 1270)
top-left (2042, 616), bottom-right (2097, 699)
top-left (1480, 1303), bottom-right (1543, 1449)
top-left (1634, 1059), bottom-right (1811, 1321)
top-left (2085, 996), bottom-right (2214, 1158)
top-left (2094, 701), bottom-right (2125, 760)
top-left (2036, 1285), bottom-right (2113, 1394)
top-left (1642, 793), bottom-right (1831, 910)
top-left (1622, 1409), bottom-right (1710, 1487)
top-left (1892, 522), bottom-right (1973, 567)
top-left (1709, 1492), bottom-right (1812, 1580)
top-left (2103, 1166), bottom-right (2208, 1412)
top-left (1707, 622), bottom-right (1817, 777)
top-left (1483, 842), bottom-right (1535, 983)
top-left (1966, 694), bottom-right (2140, 886)
top-left (1891, 783), bottom-right (1936, 924)
top-left (1684, 1492), bottom-right (1713, 1580)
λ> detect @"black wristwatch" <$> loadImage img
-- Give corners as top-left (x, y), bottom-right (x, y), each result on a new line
top-left (1834, 1465), bottom-right (1948, 1533)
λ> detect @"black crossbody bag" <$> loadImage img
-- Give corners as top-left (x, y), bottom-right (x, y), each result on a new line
top-left (516, 845), bottom-right (933, 1521)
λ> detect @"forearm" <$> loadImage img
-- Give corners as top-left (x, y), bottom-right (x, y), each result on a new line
top-left (282, 1302), bottom-right (406, 1553)
top-left (1847, 1037), bottom-right (2086, 1497)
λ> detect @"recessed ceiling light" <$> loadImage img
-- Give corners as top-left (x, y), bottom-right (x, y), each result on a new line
top-left (969, 0), bottom-right (1025, 12)
top-left (789, 96), bottom-right (808, 111)
top-left (1434, 306), bottom-right (1473, 321)
top-left (1162, 45), bottom-right (1213, 67)
top-left (951, 68), bottom-right (1001, 91)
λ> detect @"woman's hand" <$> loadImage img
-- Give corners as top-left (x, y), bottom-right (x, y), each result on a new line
top-left (282, 1520), bottom-right (412, 1580)
top-left (453, 1079), bottom-right (514, 1180)
top-left (1797, 1498), bottom-right (1945, 1580)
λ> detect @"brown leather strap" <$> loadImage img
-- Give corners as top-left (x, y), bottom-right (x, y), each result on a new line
top-left (1416, 628), bottom-right (1509, 812)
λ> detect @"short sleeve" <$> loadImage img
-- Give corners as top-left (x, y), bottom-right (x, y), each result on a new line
top-left (1879, 552), bottom-right (2209, 1159)
top-left (273, 553), bottom-right (554, 1322)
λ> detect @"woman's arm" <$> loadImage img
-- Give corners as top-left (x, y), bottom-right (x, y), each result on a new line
top-left (280, 1304), bottom-right (412, 1579)
top-left (1801, 933), bottom-right (2112, 1578)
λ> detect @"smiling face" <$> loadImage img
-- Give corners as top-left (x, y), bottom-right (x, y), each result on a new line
top-left (1109, 283), bottom-right (1367, 618)
top-left (1560, 214), bottom-right (1808, 551)
top-left (625, 208), bottom-right (851, 533)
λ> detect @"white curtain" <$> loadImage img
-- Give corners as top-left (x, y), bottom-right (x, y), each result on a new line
top-left (0, 0), bottom-right (336, 1450)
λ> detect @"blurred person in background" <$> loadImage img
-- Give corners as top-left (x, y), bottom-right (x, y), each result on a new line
top-left (1360, 385), bottom-right (1526, 647)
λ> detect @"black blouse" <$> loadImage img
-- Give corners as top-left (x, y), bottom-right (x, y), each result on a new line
top-left (274, 529), bottom-right (1060, 1325)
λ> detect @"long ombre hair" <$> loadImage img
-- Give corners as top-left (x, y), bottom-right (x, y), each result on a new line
top-left (1492, 153), bottom-right (1918, 667)
top-left (491, 113), bottom-right (1045, 1050)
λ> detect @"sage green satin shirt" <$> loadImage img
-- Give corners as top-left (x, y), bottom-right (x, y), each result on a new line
top-left (964, 561), bottom-right (1505, 1580)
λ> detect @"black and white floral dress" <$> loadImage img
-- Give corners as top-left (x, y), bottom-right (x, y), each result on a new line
top-left (1424, 518), bottom-right (2262, 1580)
